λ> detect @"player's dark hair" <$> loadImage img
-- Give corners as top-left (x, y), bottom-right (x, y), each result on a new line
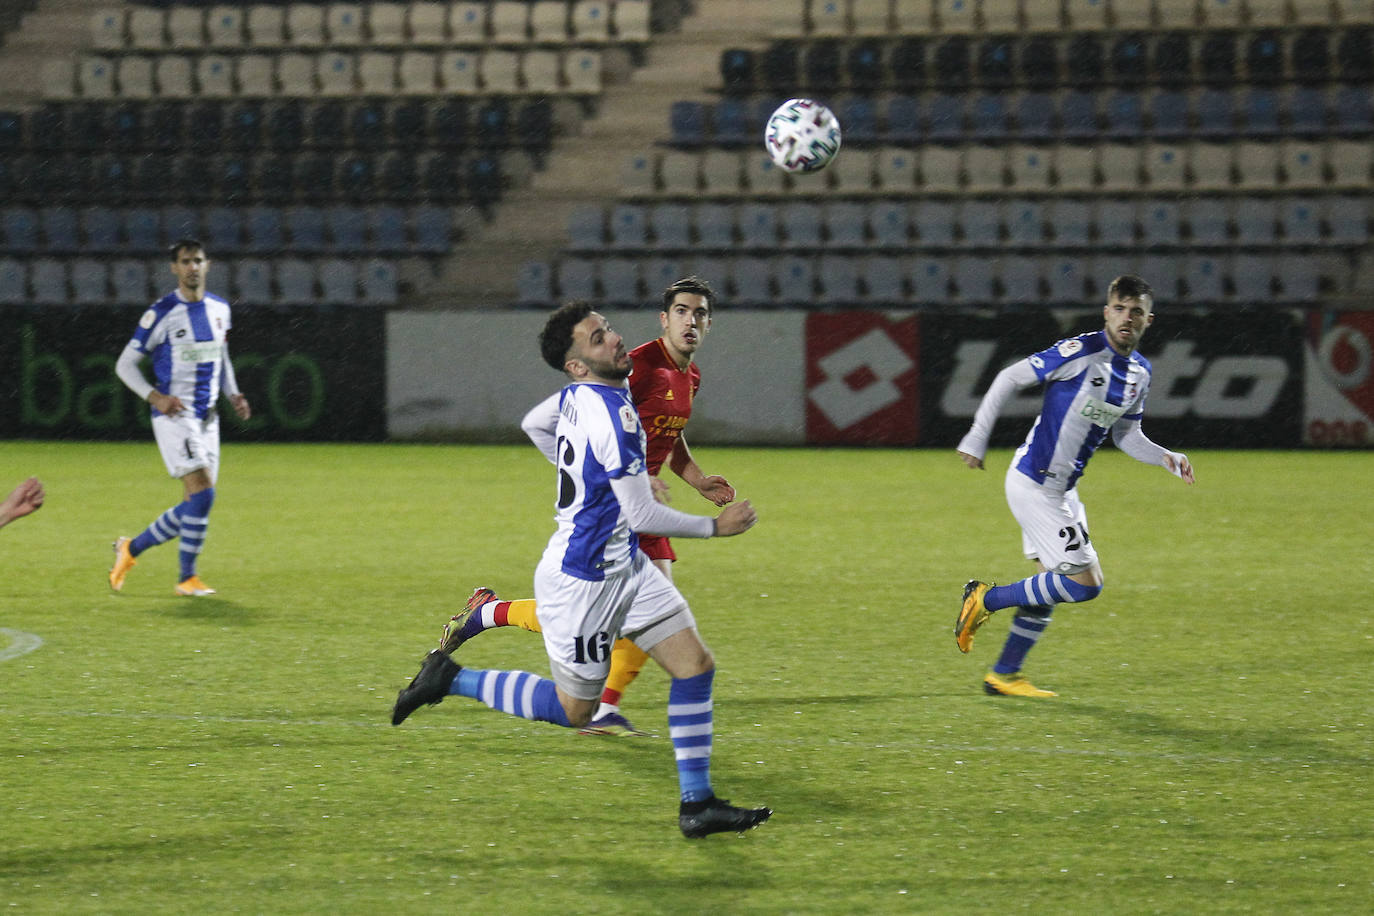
top-left (539, 300), bottom-right (596, 372)
top-left (1108, 274), bottom-right (1153, 305)
top-left (661, 276), bottom-right (715, 313)
top-left (169, 238), bottom-right (205, 261)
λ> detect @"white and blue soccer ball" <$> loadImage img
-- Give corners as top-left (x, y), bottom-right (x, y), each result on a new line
top-left (764, 98), bottom-right (842, 174)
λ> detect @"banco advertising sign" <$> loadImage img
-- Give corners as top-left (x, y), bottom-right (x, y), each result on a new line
top-left (921, 310), bottom-right (1302, 448)
top-left (0, 306), bottom-right (385, 441)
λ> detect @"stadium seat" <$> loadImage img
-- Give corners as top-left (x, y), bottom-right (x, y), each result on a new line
top-left (111, 259), bottom-right (150, 304)
top-left (327, 205), bottom-right (368, 252)
top-left (558, 258), bottom-right (597, 300)
top-left (1337, 28), bottom-right (1374, 81)
top-left (0, 258), bottom-right (26, 304)
top-left (1047, 199), bottom-right (1092, 248)
top-left (745, 152), bottom-right (788, 196)
top-left (1276, 252), bottom-right (1323, 302)
top-left (1230, 252), bottom-right (1274, 301)
top-left (116, 57), bottom-right (154, 99)
top-left (1104, 90), bottom-right (1145, 138)
top-left (1280, 141), bottom-right (1325, 188)
top-left (825, 201), bottom-right (867, 248)
top-left (77, 57), bottom-right (115, 99)
top-left (276, 53), bottom-right (316, 96)
top-left (778, 202), bottom-right (821, 248)
top-left (359, 53), bottom-right (398, 95)
top-left (951, 257), bottom-right (994, 304)
top-left (285, 206), bottom-right (327, 253)
top-left (658, 151), bottom-right (699, 194)
top-left (30, 258), bottom-right (68, 304)
top-left (861, 255), bottom-right (905, 302)
top-left (700, 150), bottom-right (742, 194)
top-left (1332, 85), bottom-right (1371, 134)
top-left (2, 207), bottom-right (39, 253)
top-left (693, 203), bottom-right (735, 249)
top-left (325, 4), bottom-right (363, 46)
top-left (910, 258), bottom-right (952, 304)
top-left (969, 93), bottom-right (1009, 140)
top-left (609, 203), bottom-right (648, 249)
top-left (1098, 143), bottom-right (1142, 190)
top-left (613, 0), bottom-right (650, 41)
top-left (1095, 200), bottom-right (1138, 247)
top-left (1140, 199), bottom-right (1183, 247)
top-left (368, 206), bottom-right (408, 252)
top-left (1290, 29), bottom-right (1331, 83)
top-left (1325, 196), bottom-right (1370, 244)
top-left (370, 3), bottom-right (407, 45)
top-left (286, 4), bottom-right (326, 47)
top-left (1150, 90), bottom-right (1191, 138)
top-left (71, 258), bottom-right (108, 305)
top-left (1240, 87), bottom-right (1281, 137)
top-left (39, 207), bottom-right (79, 253)
top-left (572, 1), bottom-right (611, 41)
top-left (399, 52), bottom-right (438, 94)
top-left (1247, 30), bottom-right (1284, 84)
top-left (1109, 33), bottom-right (1149, 88)
top-left (564, 50), bottom-right (602, 94)
top-left (1066, 34), bottom-right (1106, 87)
top-left (868, 201), bottom-right (909, 248)
top-left (1144, 143), bottom-right (1187, 190)
top-left (276, 258), bottom-right (317, 304)
top-left (521, 50), bottom-right (561, 95)
top-left (1329, 138), bottom-right (1373, 187)
top-left (439, 51), bottom-right (479, 95)
top-left (649, 203), bottom-right (691, 250)
top-left (319, 258), bottom-right (359, 303)
top-left (643, 257), bottom-right (685, 294)
top-left (247, 4), bottom-right (286, 48)
top-left (1153, 32), bottom-right (1193, 86)
top-left (128, 7), bottom-right (164, 50)
top-left (318, 52), bottom-right (357, 96)
top-left (932, 37), bottom-right (972, 90)
top-left (964, 145), bottom-right (1006, 191)
top-left (874, 146), bottom-right (917, 190)
top-left (817, 255), bottom-right (861, 303)
top-left (1190, 142), bottom-right (1235, 190)
top-left (236, 55), bottom-right (274, 97)
top-left (736, 204), bottom-right (780, 251)
top-left (517, 260), bottom-right (553, 305)
top-left (1060, 90), bottom-right (1100, 140)
top-left (1199, 0), bottom-right (1244, 27)
top-left (124, 208), bottom-right (161, 252)
top-left (913, 200), bottom-right (957, 247)
top-left (1183, 254), bottom-right (1225, 302)
top-left (1199, 32), bottom-right (1238, 85)
top-left (230, 258), bottom-right (269, 303)
top-left (730, 256), bottom-right (771, 305)
top-left (1003, 199), bottom-right (1045, 248)
top-left (1279, 197), bottom-right (1322, 245)
top-left (446, 2), bottom-right (484, 42)
top-left (1044, 257), bottom-right (1087, 303)
top-left (1183, 197), bottom-right (1230, 246)
top-left (774, 255), bottom-right (814, 303)
top-left (957, 200), bottom-right (1001, 248)
top-left (804, 41), bottom-right (842, 90)
top-left (412, 205), bottom-right (452, 254)
top-left (599, 257), bottom-right (640, 304)
top-left (1015, 92), bottom-right (1055, 140)
top-left (917, 146), bottom-right (961, 193)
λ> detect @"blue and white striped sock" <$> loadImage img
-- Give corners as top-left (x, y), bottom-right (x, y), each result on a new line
top-left (130, 505), bottom-right (182, 556)
top-left (452, 668), bottom-right (571, 727)
top-left (994, 610), bottom-right (1053, 674)
top-left (177, 488), bottom-right (214, 581)
top-left (985, 572), bottom-right (1102, 612)
top-left (669, 670), bottom-right (715, 803)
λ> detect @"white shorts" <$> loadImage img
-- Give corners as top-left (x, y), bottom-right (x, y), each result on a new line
top-left (152, 412), bottom-right (220, 482)
top-left (533, 549), bottom-right (695, 700)
top-left (1005, 468), bottom-right (1099, 575)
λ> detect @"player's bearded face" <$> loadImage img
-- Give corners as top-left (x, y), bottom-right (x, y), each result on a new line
top-left (572, 314), bottom-right (631, 381)
top-left (1103, 295), bottom-right (1153, 354)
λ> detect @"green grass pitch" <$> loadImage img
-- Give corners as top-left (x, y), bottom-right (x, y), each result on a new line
top-left (2, 441), bottom-right (1371, 914)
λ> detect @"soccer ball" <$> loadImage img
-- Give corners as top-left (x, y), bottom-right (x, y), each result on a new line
top-left (764, 98), bottom-right (842, 174)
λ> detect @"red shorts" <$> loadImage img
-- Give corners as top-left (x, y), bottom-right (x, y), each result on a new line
top-left (637, 534), bottom-right (676, 563)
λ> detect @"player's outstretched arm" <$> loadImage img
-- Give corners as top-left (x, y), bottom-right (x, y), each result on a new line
top-left (669, 436), bottom-right (735, 506)
top-left (0, 477), bottom-right (44, 529)
top-left (712, 500), bottom-right (756, 536)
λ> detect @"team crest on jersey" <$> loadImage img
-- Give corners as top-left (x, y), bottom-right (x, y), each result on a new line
top-left (618, 403), bottom-right (637, 433)
top-left (139, 309), bottom-right (156, 329)
top-left (1057, 339), bottom-right (1084, 357)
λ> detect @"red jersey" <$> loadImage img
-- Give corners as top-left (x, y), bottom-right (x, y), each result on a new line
top-left (628, 337), bottom-right (700, 476)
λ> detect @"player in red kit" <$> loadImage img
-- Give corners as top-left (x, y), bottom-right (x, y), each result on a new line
top-left (435, 277), bottom-right (735, 735)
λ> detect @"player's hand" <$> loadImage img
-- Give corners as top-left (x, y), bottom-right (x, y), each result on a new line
top-left (696, 475), bottom-right (736, 506)
top-left (230, 393), bottom-right (252, 420)
top-left (0, 476), bottom-right (44, 528)
top-left (149, 392), bottom-right (184, 416)
top-left (1164, 451), bottom-right (1195, 485)
top-left (713, 499), bottom-right (756, 537)
top-left (957, 450), bottom-right (984, 470)
top-left (650, 476), bottom-right (670, 504)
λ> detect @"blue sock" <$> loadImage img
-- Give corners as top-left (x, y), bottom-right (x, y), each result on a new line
top-left (994, 610), bottom-right (1052, 674)
top-left (177, 487), bottom-right (215, 581)
top-left (669, 670), bottom-right (715, 803)
top-left (130, 505), bottom-right (182, 556)
top-left (453, 668), bottom-right (571, 727)
top-left (985, 572), bottom-right (1102, 612)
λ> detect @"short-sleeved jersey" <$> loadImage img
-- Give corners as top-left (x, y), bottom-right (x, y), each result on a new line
top-left (628, 338), bottom-right (700, 475)
top-left (542, 381), bottom-right (649, 581)
top-left (1012, 330), bottom-right (1153, 494)
top-left (129, 292), bottom-right (233, 420)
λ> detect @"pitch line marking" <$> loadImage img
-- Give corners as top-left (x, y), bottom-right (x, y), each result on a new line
top-left (0, 629), bottom-right (43, 662)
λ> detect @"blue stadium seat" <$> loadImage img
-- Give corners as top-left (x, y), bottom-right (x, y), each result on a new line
top-left (1240, 88), bottom-right (1281, 137)
top-left (39, 207), bottom-right (79, 253)
top-left (670, 101), bottom-right (707, 147)
top-left (969, 93), bottom-right (1009, 140)
top-left (203, 207), bottom-right (244, 254)
top-left (368, 206), bottom-right (408, 253)
top-left (1060, 91), bottom-right (1099, 139)
top-left (244, 206), bottom-right (284, 254)
top-left (599, 257), bottom-right (641, 305)
top-left (926, 93), bottom-right (964, 142)
top-left (774, 255), bottom-right (814, 302)
top-left (825, 202), bottom-right (867, 248)
top-left (862, 256), bottom-right (905, 302)
top-left (517, 260), bottom-right (553, 305)
top-left (694, 203), bottom-right (734, 249)
top-left (124, 208), bottom-right (162, 253)
top-left (957, 201), bottom-right (1000, 248)
top-left (609, 203), bottom-right (648, 249)
top-left (1233, 197), bottom-right (1278, 245)
top-left (319, 258), bottom-right (360, 304)
top-left (1279, 197), bottom-right (1321, 245)
top-left (1195, 88), bottom-right (1236, 137)
top-left (1003, 199), bottom-right (1045, 248)
top-left (1150, 90), bottom-right (1190, 138)
top-left (0, 258), bottom-right (26, 304)
top-left (914, 200), bottom-right (956, 247)
top-left (1104, 91), bottom-right (1145, 138)
top-left (911, 259), bottom-right (951, 304)
top-left (557, 258), bottom-right (597, 300)
top-left (1015, 92), bottom-right (1055, 140)
top-left (1140, 200), bottom-right (1182, 247)
top-left (836, 96), bottom-right (878, 144)
top-left (868, 201), bottom-right (909, 248)
top-left (713, 97), bottom-right (750, 146)
top-left (1333, 85), bottom-right (1372, 135)
top-left (412, 206), bottom-right (452, 254)
top-left (779, 202), bottom-right (822, 248)
top-left (817, 255), bottom-right (861, 303)
top-left (738, 202), bottom-right (779, 248)
top-left (1, 207), bottom-right (39, 253)
top-left (326, 206), bottom-right (367, 252)
top-left (1047, 200), bottom-right (1092, 248)
top-left (286, 206), bottom-right (328, 253)
top-left (649, 203), bottom-right (691, 250)
top-left (886, 95), bottom-right (922, 144)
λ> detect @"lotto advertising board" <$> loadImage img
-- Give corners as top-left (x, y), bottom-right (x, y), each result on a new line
top-left (0, 306), bottom-right (386, 441)
top-left (919, 309), bottom-right (1304, 449)
top-left (1304, 310), bottom-right (1374, 447)
top-left (803, 311), bottom-right (921, 445)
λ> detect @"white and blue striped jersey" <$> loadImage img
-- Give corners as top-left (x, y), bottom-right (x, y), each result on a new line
top-left (1013, 331), bottom-right (1152, 492)
top-left (128, 292), bottom-right (235, 420)
top-left (542, 382), bottom-right (649, 581)
top-left (960, 330), bottom-right (1153, 496)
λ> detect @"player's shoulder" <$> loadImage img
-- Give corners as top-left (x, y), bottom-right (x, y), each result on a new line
top-left (1131, 350), bottom-right (1153, 374)
top-left (204, 291), bottom-right (231, 311)
top-left (628, 338), bottom-right (659, 360)
top-left (1029, 330), bottom-right (1103, 370)
top-left (136, 293), bottom-right (181, 330)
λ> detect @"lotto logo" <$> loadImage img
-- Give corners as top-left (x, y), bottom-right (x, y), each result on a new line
top-left (804, 314), bottom-right (919, 445)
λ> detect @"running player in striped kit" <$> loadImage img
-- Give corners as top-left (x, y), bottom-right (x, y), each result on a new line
top-left (109, 240), bottom-right (251, 597)
top-left (953, 275), bottom-right (1195, 697)
top-left (391, 302), bottom-right (771, 838)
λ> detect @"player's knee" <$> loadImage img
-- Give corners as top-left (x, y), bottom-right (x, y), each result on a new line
top-left (1062, 579), bottom-right (1103, 603)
